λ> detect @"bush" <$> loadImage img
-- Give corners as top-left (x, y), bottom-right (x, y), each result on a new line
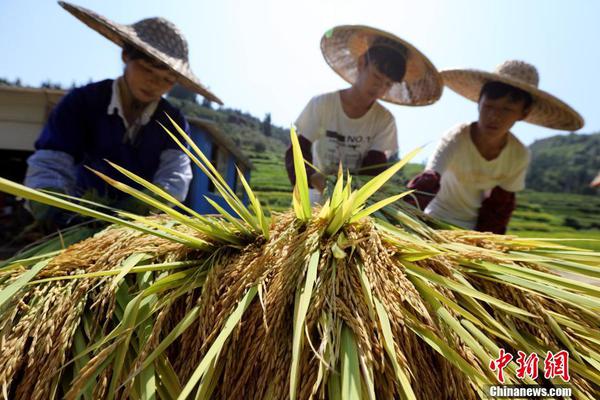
top-left (563, 217), bottom-right (582, 230)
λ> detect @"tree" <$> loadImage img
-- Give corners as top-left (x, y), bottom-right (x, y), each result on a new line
top-left (168, 84), bottom-right (197, 103)
top-left (262, 113), bottom-right (272, 137)
top-left (201, 97), bottom-right (212, 109)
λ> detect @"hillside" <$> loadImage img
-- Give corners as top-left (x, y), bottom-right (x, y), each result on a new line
top-left (526, 132), bottom-right (600, 195)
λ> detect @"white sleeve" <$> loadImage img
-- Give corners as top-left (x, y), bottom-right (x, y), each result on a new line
top-left (499, 150), bottom-right (531, 192)
top-left (152, 149), bottom-right (193, 202)
top-left (294, 96), bottom-right (324, 142)
top-left (425, 127), bottom-right (462, 173)
top-left (370, 115), bottom-right (398, 158)
top-left (24, 149), bottom-right (77, 194)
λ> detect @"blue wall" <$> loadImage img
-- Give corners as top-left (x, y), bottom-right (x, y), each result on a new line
top-left (185, 124), bottom-right (251, 215)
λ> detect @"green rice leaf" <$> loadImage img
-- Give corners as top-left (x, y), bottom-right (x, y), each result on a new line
top-left (0, 259), bottom-right (49, 308)
top-left (290, 249), bottom-right (320, 400)
top-left (178, 285), bottom-right (258, 400)
top-left (373, 298), bottom-right (417, 400)
top-left (349, 191), bottom-right (413, 223)
top-left (340, 325), bottom-right (362, 400)
top-left (289, 126), bottom-right (311, 221)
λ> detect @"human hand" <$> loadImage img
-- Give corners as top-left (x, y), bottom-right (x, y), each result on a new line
top-left (309, 172), bottom-right (326, 193)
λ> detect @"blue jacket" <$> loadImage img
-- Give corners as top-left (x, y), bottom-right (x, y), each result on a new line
top-left (29, 79), bottom-right (191, 200)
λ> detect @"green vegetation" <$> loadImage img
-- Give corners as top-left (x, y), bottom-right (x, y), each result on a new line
top-left (171, 95), bottom-right (600, 251)
top-left (527, 132), bottom-right (600, 195)
top-left (510, 190), bottom-right (600, 251)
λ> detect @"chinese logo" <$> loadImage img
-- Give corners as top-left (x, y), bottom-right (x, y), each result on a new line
top-left (489, 349), bottom-right (570, 383)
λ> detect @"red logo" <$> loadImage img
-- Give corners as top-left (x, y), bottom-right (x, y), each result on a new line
top-left (515, 351), bottom-right (539, 379)
top-left (544, 350), bottom-right (570, 382)
top-left (489, 349), bottom-right (570, 383)
top-left (489, 348), bottom-right (513, 383)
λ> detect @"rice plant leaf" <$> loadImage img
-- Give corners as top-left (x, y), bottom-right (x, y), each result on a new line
top-left (402, 261), bottom-right (537, 318)
top-left (89, 167), bottom-right (214, 235)
top-left (328, 369), bottom-right (342, 400)
top-left (0, 259), bottom-right (49, 308)
top-left (72, 326), bottom-right (93, 400)
top-left (236, 166), bottom-right (270, 239)
top-left (409, 276), bottom-right (494, 375)
top-left (0, 177), bottom-right (196, 246)
top-left (136, 306), bottom-right (200, 374)
top-left (203, 197), bottom-right (252, 235)
top-left (403, 313), bottom-right (488, 386)
top-left (469, 268), bottom-right (600, 312)
top-left (107, 293), bottom-right (145, 400)
top-left (119, 212), bottom-right (211, 250)
top-left (467, 260), bottom-right (600, 299)
top-left (350, 146), bottom-right (422, 213)
top-left (373, 298), bottom-right (417, 400)
top-left (290, 249), bottom-right (321, 400)
top-left (289, 125), bottom-right (311, 221)
top-left (155, 356), bottom-right (182, 400)
top-left (105, 160), bottom-right (240, 243)
top-left (178, 286), bottom-right (258, 400)
top-left (340, 325), bottom-right (362, 400)
top-left (359, 356), bottom-right (376, 400)
top-left (194, 357), bottom-right (224, 400)
top-left (159, 121), bottom-right (257, 229)
top-left (544, 312), bottom-right (584, 364)
top-left (349, 191), bottom-right (413, 223)
top-left (28, 261), bottom-right (198, 285)
top-left (111, 253), bottom-right (147, 289)
top-left (163, 115), bottom-right (239, 201)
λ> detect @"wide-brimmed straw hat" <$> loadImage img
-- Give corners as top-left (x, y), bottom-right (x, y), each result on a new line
top-left (320, 25), bottom-right (443, 106)
top-left (58, 1), bottom-right (222, 105)
top-left (442, 60), bottom-right (583, 131)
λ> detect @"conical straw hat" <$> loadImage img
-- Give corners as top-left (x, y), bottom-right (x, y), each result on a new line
top-left (442, 60), bottom-right (583, 130)
top-left (59, 1), bottom-right (223, 104)
top-left (321, 25), bottom-right (443, 106)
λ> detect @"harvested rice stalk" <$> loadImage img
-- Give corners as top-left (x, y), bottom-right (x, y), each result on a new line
top-left (0, 122), bottom-right (598, 399)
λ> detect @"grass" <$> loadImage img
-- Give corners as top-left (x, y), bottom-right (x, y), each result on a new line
top-left (510, 190), bottom-right (600, 251)
top-left (249, 159), bottom-right (600, 251)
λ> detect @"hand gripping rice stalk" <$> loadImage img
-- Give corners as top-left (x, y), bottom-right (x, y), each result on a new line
top-left (0, 119), bottom-right (598, 400)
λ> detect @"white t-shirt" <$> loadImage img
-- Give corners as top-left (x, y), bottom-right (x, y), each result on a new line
top-left (424, 123), bottom-right (530, 229)
top-left (295, 91), bottom-right (399, 203)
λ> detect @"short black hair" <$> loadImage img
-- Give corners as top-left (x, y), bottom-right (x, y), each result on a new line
top-left (122, 42), bottom-right (169, 70)
top-left (364, 40), bottom-right (407, 83)
top-left (479, 81), bottom-right (533, 110)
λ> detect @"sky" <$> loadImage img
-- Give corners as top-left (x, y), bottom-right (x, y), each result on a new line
top-left (2, 0), bottom-right (599, 162)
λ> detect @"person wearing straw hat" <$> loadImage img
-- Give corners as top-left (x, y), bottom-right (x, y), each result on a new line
top-left (407, 60), bottom-right (584, 234)
top-left (285, 25), bottom-right (442, 203)
top-left (24, 1), bottom-right (222, 229)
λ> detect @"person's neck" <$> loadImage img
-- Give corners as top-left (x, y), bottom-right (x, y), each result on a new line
top-left (470, 122), bottom-right (509, 161)
top-left (339, 87), bottom-right (374, 119)
top-left (118, 77), bottom-right (148, 125)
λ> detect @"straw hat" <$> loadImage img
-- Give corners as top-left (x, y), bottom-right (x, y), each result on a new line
top-left (442, 60), bottom-right (583, 131)
top-left (320, 25), bottom-right (443, 106)
top-left (58, 1), bottom-right (222, 105)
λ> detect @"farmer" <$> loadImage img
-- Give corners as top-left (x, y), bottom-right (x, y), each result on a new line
top-left (24, 1), bottom-right (222, 229)
top-left (407, 60), bottom-right (584, 234)
top-left (285, 25), bottom-right (443, 203)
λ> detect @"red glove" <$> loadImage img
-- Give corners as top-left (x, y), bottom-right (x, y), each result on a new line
top-left (475, 186), bottom-right (516, 234)
top-left (405, 170), bottom-right (441, 210)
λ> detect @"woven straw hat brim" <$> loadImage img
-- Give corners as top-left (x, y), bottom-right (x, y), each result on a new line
top-left (321, 25), bottom-right (443, 106)
top-left (59, 1), bottom-right (223, 105)
top-left (441, 69), bottom-right (584, 131)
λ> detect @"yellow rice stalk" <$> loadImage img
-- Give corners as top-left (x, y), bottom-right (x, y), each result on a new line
top-left (0, 121), bottom-right (598, 399)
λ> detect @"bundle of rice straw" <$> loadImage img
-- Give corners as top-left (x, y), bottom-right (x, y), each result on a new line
top-left (0, 122), bottom-right (598, 400)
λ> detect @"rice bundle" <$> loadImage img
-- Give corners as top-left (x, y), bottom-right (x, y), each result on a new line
top-left (0, 122), bottom-right (598, 399)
